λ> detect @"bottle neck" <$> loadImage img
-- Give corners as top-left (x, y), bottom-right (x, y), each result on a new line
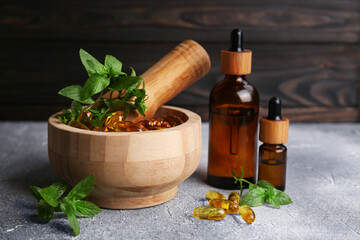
top-left (224, 74), bottom-right (247, 82)
top-left (262, 143), bottom-right (285, 148)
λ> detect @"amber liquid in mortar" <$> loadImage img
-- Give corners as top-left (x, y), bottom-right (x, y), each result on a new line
top-left (207, 75), bottom-right (259, 189)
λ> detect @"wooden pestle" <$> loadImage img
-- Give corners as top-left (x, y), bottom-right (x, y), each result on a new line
top-left (103, 40), bottom-right (211, 122)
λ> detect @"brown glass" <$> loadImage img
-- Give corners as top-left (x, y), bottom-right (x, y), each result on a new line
top-left (258, 143), bottom-right (287, 191)
top-left (207, 75), bottom-right (259, 189)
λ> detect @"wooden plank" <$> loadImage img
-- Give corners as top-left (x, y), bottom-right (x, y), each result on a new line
top-left (184, 105), bottom-right (359, 122)
top-left (0, 41), bottom-right (358, 121)
top-left (0, 105), bottom-right (357, 123)
top-left (1, 0), bottom-right (359, 43)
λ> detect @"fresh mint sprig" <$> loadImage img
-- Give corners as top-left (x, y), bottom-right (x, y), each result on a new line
top-left (232, 169), bottom-right (292, 208)
top-left (57, 49), bottom-right (148, 126)
top-left (29, 175), bottom-right (101, 236)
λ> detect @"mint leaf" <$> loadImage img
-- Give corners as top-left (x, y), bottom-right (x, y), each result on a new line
top-left (249, 184), bottom-right (256, 191)
top-left (257, 180), bottom-right (275, 190)
top-left (73, 200), bottom-right (102, 218)
top-left (29, 186), bottom-right (42, 201)
top-left (81, 74), bottom-right (110, 101)
top-left (105, 55), bottom-right (124, 77)
top-left (38, 199), bottom-right (54, 223)
top-left (130, 67), bottom-right (136, 76)
top-left (40, 187), bottom-right (59, 207)
top-left (57, 109), bottom-right (72, 124)
top-left (79, 49), bottom-right (107, 76)
top-left (267, 188), bottom-right (280, 208)
top-left (62, 203), bottom-right (80, 236)
top-left (70, 100), bottom-right (83, 121)
top-left (58, 85), bottom-right (94, 104)
top-left (50, 182), bottom-right (67, 199)
top-left (274, 189), bottom-right (293, 205)
top-left (109, 76), bottom-right (142, 91)
top-left (67, 175), bottom-right (95, 200)
top-left (240, 187), bottom-right (266, 207)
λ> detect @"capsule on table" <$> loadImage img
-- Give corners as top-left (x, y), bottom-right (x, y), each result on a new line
top-left (239, 205), bottom-right (255, 223)
top-left (205, 190), bottom-right (226, 201)
top-left (228, 192), bottom-right (241, 205)
top-left (193, 206), bottom-right (226, 221)
top-left (209, 199), bottom-right (239, 214)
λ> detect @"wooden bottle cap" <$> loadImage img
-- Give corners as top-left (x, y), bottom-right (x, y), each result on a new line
top-left (220, 49), bottom-right (252, 75)
top-left (259, 117), bottom-right (289, 144)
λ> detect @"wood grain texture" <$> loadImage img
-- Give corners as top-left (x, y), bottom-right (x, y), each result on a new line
top-left (1, 0), bottom-right (359, 42)
top-left (131, 40), bottom-right (210, 121)
top-left (221, 50), bottom-right (252, 75)
top-left (0, 0), bottom-right (359, 122)
top-left (48, 105), bottom-right (202, 209)
top-left (0, 41), bottom-right (357, 121)
top-left (259, 117), bottom-right (289, 144)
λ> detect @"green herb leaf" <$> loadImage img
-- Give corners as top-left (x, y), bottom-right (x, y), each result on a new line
top-left (81, 74), bottom-right (110, 101)
top-left (57, 109), bottom-right (72, 124)
top-left (72, 200), bottom-right (102, 218)
top-left (50, 182), bottom-right (68, 199)
top-left (130, 67), bottom-right (136, 76)
top-left (240, 187), bottom-right (266, 207)
top-left (109, 76), bottom-right (142, 91)
top-left (29, 186), bottom-right (42, 201)
top-left (105, 55), bottom-right (124, 77)
top-left (38, 199), bottom-right (54, 223)
top-left (62, 203), bottom-right (80, 236)
top-left (257, 180), bottom-right (275, 190)
top-left (267, 188), bottom-right (280, 208)
top-left (58, 85), bottom-right (94, 104)
top-left (79, 49), bottom-right (107, 76)
top-left (249, 184), bottom-right (256, 191)
top-left (40, 187), bottom-right (59, 207)
top-left (274, 189), bottom-right (293, 205)
top-left (66, 175), bottom-right (95, 201)
top-left (70, 100), bottom-right (83, 121)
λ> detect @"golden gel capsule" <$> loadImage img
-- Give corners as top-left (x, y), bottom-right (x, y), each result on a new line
top-left (209, 199), bottom-right (239, 214)
top-left (239, 205), bottom-right (255, 223)
top-left (205, 190), bottom-right (226, 201)
top-left (193, 206), bottom-right (226, 221)
top-left (68, 120), bottom-right (90, 130)
top-left (78, 110), bottom-right (92, 127)
top-left (228, 192), bottom-right (241, 204)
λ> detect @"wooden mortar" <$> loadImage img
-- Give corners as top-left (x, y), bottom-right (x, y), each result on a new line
top-left (48, 40), bottom-right (210, 209)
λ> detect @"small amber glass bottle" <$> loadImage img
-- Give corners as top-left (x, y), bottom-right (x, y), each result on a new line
top-left (258, 97), bottom-right (289, 191)
top-left (207, 29), bottom-right (259, 189)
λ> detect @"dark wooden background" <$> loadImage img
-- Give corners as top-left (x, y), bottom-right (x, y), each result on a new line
top-left (1, 0), bottom-right (359, 122)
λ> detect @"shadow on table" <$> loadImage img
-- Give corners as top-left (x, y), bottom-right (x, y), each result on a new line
top-left (4, 159), bottom-right (72, 236)
top-left (5, 161), bottom-right (60, 191)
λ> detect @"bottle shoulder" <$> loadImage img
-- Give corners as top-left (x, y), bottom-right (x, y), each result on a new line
top-left (259, 144), bottom-right (287, 152)
top-left (210, 76), bottom-right (259, 109)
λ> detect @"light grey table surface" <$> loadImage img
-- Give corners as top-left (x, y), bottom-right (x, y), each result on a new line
top-left (0, 122), bottom-right (360, 240)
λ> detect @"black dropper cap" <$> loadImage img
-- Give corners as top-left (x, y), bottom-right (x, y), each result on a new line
top-left (267, 97), bottom-right (282, 120)
top-left (229, 29), bottom-right (243, 52)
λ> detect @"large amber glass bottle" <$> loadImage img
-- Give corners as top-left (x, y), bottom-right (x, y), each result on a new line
top-left (207, 29), bottom-right (259, 189)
